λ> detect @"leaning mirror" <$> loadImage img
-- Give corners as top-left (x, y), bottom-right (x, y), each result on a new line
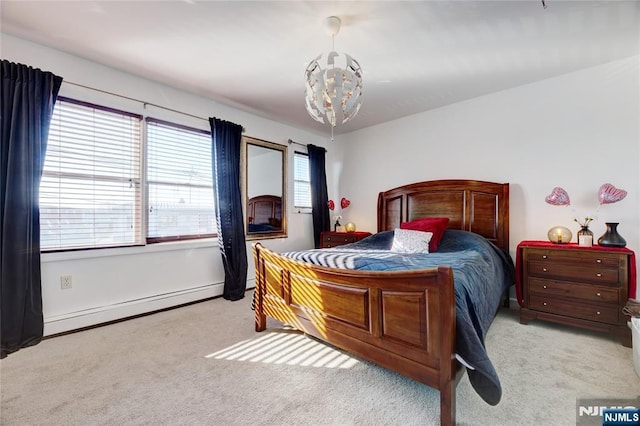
top-left (243, 137), bottom-right (287, 239)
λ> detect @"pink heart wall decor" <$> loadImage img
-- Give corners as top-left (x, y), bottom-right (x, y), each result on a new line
top-left (545, 187), bottom-right (570, 206)
top-left (340, 197), bottom-right (351, 209)
top-left (327, 200), bottom-right (335, 210)
top-left (598, 183), bottom-right (627, 204)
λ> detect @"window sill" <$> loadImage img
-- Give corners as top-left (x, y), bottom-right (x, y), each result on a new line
top-left (41, 238), bottom-right (218, 262)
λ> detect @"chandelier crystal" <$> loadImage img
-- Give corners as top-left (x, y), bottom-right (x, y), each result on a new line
top-left (304, 16), bottom-right (363, 138)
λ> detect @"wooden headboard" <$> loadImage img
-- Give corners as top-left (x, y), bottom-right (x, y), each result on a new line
top-left (377, 179), bottom-right (510, 252)
top-left (247, 194), bottom-right (282, 227)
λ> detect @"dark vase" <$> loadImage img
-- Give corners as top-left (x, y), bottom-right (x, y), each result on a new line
top-left (577, 226), bottom-right (593, 246)
top-left (597, 222), bottom-right (626, 247)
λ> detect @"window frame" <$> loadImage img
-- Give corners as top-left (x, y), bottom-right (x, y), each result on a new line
top-left (40, 96), bottom-right (144, 252)
top-left (293, 151), bottom-right (312, 211)
top-left (145, 117), bottom-right (216, 244)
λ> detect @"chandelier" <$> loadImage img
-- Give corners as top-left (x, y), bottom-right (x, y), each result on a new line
top-left (304, 16), bottom-right (363, 140)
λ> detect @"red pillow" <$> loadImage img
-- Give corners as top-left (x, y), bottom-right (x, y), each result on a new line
top-left (400, 217), bottom-right (450, 252)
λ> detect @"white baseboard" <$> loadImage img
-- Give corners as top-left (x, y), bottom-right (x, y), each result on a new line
top-left (44, 283), bottom-right (224, 336)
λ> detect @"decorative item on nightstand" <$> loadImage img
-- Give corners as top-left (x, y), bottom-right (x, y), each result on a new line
top-left (596, 184), bottom-right (628, 247)
top-left (544, 186), bottom-right (571, 207)
top-left (574, 215), bottom-right (594, 246)
top-left (577, 226), bottom-right (593, 247)
top-left (545, 183), bottom-right (628, 246)
top-left (328, 196), bottom-right (351, 233)
top-left (547, 226), bottom-right (572, 244)
top-left (544, 187), bottom-right (572, 243)
top-left (598, 222), bottom-right (627, 247)
top-left (345, 222), bottom-right (356, 233)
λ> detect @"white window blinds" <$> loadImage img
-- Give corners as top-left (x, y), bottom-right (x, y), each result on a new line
top-left (293, 152), bottom-right (312, 209)
top-left (41, 98), bottom-right (143, 250)
top-left (146, 118), bottom-right (215, 242)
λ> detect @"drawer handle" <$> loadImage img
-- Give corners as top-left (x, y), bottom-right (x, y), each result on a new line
top-left (543, 285), bottom-right (547, 289)
top-left (542, 268), bottom-right (548, 272)
top-left (542, 255), bottom-right (547, 259)
top-left (596, 292), bottom-right (601, 297)
top-left (596, 259), bottom-right (602, 263)
top-left (596, 273), bottom-right (602, 277)
top-left (596, 311), bottom-right (601, 315)
top-left (543, 302), bottom-right (547, 306)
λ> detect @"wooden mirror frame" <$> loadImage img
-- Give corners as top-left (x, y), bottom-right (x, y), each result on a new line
top-left (242, 136), bottom-right (287, 240)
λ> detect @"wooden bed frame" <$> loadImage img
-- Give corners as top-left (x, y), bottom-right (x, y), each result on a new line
top-left (253, 180), bottom-right (509, 426)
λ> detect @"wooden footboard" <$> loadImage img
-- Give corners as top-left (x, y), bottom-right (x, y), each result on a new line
top-left (253, 243), bottom-right (463, 426)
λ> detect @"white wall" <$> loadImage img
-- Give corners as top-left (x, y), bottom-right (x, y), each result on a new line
top-left (340, 56), bottom-right (640, 294)
top-left (2, 34), bottom-right (334, 335)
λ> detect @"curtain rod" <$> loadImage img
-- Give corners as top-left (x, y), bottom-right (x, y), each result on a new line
top-left (63, 80), bottom-right (245, 132)
top-left (288, 139), bottom-right (306, 148)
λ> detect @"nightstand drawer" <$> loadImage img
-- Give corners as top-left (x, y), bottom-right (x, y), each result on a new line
top-left (528, 295), bottom-right (619, 324)
top-left (525, 250), bottom-right (621, 268)
top-left (528, 278), bottom-right (619, 303)
top-left (320, 231), bottom-right (372, 249)
top-left (324, 234), bottom-right (358, 244)
top-left (527, 261), bottom-right (620, 285)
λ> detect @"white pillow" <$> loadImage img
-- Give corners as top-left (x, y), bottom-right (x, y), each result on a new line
top-left (391, 228), bottom-right (433, 254)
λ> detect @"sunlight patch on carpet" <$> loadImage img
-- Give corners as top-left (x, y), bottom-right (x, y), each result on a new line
top-left (205, 330), bottom-right (360, 369)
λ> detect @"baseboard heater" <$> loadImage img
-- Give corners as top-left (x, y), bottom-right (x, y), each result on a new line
top-left (44, 282), bottom-right (233, 336)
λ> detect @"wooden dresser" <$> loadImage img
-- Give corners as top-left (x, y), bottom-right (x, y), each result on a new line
top-left (518, 242), bottom-right (633, 347)
top-left (320, 231), bottom-right (372, 248)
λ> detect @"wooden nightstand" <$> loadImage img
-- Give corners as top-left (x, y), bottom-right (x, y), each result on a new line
top-left (517, 241), bottom-right (634, 347)
top-left (320, 231), bottom-right (372, 248)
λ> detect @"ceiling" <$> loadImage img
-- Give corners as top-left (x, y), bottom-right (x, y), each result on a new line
top-left (2, 1), bottom-right (639, 137)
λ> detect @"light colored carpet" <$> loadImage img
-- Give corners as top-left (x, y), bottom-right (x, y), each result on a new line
top-left (1, 291), bottom-right (638, 425)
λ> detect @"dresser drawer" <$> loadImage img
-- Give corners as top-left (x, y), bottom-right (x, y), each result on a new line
top-left (527, 261), bottom-right (620, 285)
top-left (525, 249), bottom-right (621, 268)
top-left (528, 277), bottom-right (619, 303)
top-left (528, 295), bottom-right (619, 324)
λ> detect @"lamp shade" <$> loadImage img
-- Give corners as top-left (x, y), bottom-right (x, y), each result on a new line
top-left (547, 226), bottom-right (572, 244)
top-left (304, 51), bottom-right (363, 127)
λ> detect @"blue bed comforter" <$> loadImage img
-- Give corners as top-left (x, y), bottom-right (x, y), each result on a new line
top-left (284, 229), bottom-right (514, 405)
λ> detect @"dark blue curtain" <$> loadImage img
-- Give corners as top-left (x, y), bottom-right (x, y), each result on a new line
top-left (210, 118), bottom-right (247, 301)
top-left (307, 144), bottom-right (330, 249)
top-left (1, 60), bottom-right (62, 358)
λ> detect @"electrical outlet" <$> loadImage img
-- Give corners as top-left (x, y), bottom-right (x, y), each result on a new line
top-left (60, 275), bottom-right (72, 289)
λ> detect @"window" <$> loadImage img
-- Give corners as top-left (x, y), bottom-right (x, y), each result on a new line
top-left (41, 98), bottom-right (143, 250)
top-left (146, 118), bottom-right (215, 242)
top-left (293, 152), bottom-right (312, 209)
top-left (41, 98), bottom-right (219, 251)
